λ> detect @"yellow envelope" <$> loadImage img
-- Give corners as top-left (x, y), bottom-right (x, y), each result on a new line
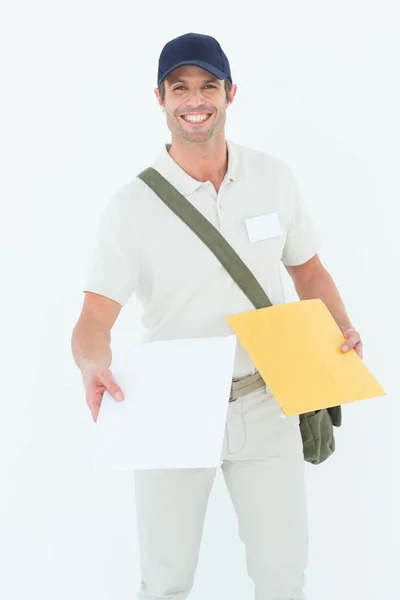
top-left (226, 299), bottom-right (385, 417)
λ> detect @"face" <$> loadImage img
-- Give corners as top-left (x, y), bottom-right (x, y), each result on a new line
top-left (155, 65), bottom-right (237, 143)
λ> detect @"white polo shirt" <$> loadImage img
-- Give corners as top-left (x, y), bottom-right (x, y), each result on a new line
top-left (83, 139), bottom-right (322, 377)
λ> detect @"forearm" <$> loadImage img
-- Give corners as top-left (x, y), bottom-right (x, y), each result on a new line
top-left (294, 268), bottom-right (353, 333)
top-left (71, 317), bottom-right (112, 376)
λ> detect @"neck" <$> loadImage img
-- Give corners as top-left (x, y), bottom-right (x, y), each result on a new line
top-left (167, 133), bottom-right (228, 187)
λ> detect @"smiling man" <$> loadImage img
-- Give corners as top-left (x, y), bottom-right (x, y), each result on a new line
top-left (76, 32), bottom-right (363, 600)
top-left (155, 57), bottom-right (236, 194)
top-left (158, 69), bottom-right (230, 147)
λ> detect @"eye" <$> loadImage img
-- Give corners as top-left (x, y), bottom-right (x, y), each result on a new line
top-left (172, 84), bottom-right (217, 91)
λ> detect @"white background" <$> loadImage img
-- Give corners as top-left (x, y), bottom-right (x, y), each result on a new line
top-left (1, 1), bottom-right (399, 598)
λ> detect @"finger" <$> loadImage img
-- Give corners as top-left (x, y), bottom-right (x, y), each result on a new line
top-left (342, 340), bottom-right (355, 352)
top-left (342, 338), bottom-right (362, 352)
top-left (92, 405), bottom-right (99, 422)
top-left (98, 371), bottom-right (124, 402)
top-left (354, 341), bottom-right (364, 359)
top-left (341, 332), bottom-right (361, 352)
top-left (344, 329), bottom-right (361, 342)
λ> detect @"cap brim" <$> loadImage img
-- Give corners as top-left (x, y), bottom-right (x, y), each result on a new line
top-left (158, 60), bottom-right (230, 85)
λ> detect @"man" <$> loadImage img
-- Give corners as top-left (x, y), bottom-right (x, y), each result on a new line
top-left (71, 32), bottom-right (363, 600)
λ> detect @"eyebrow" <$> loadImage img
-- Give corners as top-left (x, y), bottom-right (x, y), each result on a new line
top-left (167, 76), bottom-right (220, 86)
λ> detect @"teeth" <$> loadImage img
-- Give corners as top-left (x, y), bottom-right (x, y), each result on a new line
top-left (182, 114), bottom-right (210, 122)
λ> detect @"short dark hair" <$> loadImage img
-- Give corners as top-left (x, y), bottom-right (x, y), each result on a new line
top-left (158, 77), bottom-right (232, 104)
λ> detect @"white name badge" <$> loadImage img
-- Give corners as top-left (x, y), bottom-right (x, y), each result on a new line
top-left (245, 213), bottom-right (283, 243)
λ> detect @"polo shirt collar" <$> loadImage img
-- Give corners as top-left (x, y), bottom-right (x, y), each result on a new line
top-left (151, 139), bottom-right (242, 196)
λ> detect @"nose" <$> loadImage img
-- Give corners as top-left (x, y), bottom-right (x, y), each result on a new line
top-left (184, 87), bottom-right (207, 108)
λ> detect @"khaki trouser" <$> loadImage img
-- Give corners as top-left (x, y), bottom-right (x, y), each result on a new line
top-left (134, 383), bottom-right (308, 600)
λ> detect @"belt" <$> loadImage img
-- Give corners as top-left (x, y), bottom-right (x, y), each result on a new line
top-left (229, 370), bottom-right (266, 402)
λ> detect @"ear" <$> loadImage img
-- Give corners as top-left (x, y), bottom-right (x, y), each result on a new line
top-left (154, 88), bottom-right (164, 108)
top-left (226, 83), bottom-right (238, 108)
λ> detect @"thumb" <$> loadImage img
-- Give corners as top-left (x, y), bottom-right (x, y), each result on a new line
top-left (98, 369), bottom-right (124, 402)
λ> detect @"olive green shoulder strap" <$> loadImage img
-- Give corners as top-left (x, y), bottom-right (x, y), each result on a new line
top-left (137, 167), bottom-right (272, 310)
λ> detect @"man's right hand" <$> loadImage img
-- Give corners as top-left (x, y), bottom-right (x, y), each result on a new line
top-left (82, 365), bottom-right (125, 422)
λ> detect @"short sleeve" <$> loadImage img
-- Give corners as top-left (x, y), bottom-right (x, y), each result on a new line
top-left (82, 192), bottom-right (141, 307)
top-left (281, 166), bottom-right (323, 267)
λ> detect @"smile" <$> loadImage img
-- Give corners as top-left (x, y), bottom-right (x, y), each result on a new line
top-left (180, 113), bottom-right (212, 124)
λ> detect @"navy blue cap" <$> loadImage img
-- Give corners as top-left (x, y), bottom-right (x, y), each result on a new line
top-left (157, 33), bottom-right (232, 86)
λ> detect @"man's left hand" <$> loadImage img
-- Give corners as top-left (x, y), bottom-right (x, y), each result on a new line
top-left (341, 328), bottom-right (363, 360)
